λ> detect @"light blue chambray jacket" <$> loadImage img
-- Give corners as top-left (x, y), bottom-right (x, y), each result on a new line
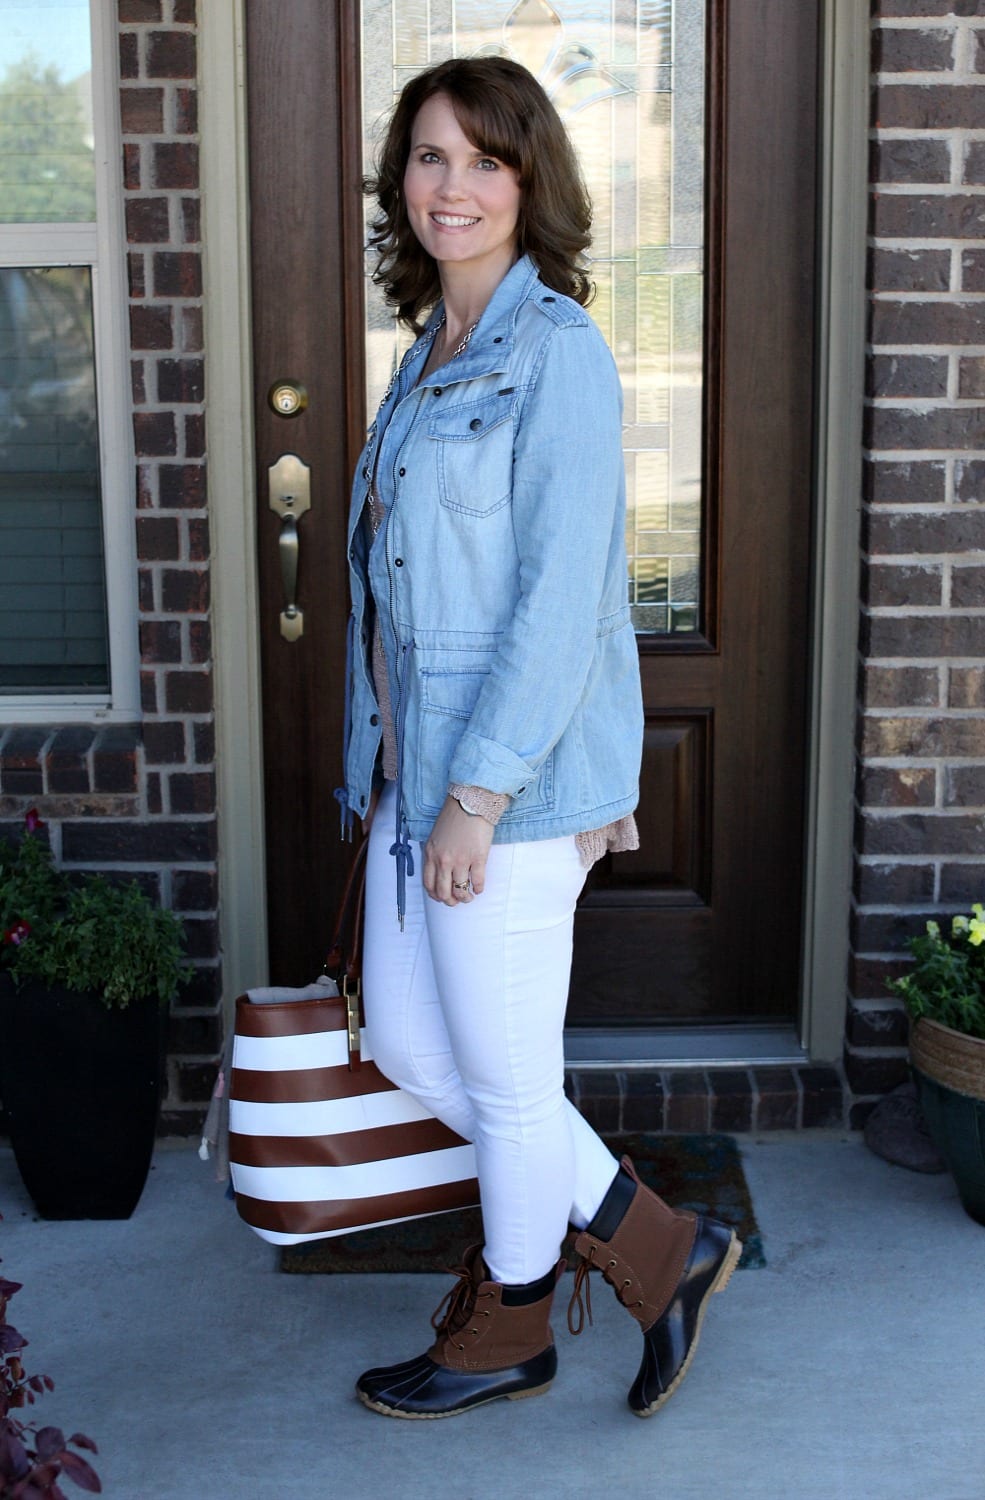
top-left (339, 255), bottom-right (643, 917)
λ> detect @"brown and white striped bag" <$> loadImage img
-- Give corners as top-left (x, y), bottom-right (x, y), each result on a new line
top-left (222, 840), bottom-right (479, 1245)
top-left (227, 984), bottom-right (479, 1245)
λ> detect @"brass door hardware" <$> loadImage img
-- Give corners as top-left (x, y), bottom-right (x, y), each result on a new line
top-left (268, 379), bottom-right (308, 417)
top-left (268, 453), bottom-right (311, 642)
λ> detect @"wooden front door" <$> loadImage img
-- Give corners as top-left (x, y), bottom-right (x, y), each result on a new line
top-left (245, 0), bottom-right (818, 1028)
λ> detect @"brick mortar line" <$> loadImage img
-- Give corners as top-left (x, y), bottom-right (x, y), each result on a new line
top-left (863, 345), bottom-right (983, 354)
top-left (863, 448), bottom-right (985, 459)
top-left (872, 72), bottom-right (985, 85)
top-left (863, 235), bottom-right (983, 244)
top-left (870, 184), bottom-right (985, 195)
top-left (872, 127), bottom-right (985, 137)
top-left (858, 806), bottom-right (985, 817)
top-left (871, 15), bottom-right (985, 26)
top-left (869, 399), bottom-right (985, 408)
top-left (869, 294), bottom-right (985, 304)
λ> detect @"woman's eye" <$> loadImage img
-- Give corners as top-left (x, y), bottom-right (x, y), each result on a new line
top-left (419, 151), bottom-right (441, 164)
top-left (476, 158), bottom-right (499, 171)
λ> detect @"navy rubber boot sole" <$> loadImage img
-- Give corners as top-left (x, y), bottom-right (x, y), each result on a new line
top-left (356, 1344), bottom-right (558, 1420)
top-left (630, 1218), bottom-right (742, 1418)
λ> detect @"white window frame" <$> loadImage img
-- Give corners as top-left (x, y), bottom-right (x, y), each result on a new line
top-left (0, 0), bottom-right (138, 724)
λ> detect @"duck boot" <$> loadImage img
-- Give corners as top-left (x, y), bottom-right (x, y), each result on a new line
top-left (356, 1245), bottom-right (565, 1419)
top-left (569, 1156), bottom-right (742, 1417)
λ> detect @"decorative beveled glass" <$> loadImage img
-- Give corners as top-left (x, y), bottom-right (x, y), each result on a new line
top-left (361, 0), bottom-right (705, 634)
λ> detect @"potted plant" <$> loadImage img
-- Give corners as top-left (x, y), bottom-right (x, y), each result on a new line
top-left (888, 904), bottom-right (985, 1226)
top-left (1, 1238), bottom-right (101, 1496)
top-left (0, 810), bottom-right (190, 1219)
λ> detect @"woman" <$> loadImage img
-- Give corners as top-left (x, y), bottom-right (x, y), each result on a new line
top-left (340, 56), bottom-right (740, 1420)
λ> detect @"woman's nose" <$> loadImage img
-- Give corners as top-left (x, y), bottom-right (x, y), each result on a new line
top-left (437, 167), bottom-right (469, 200)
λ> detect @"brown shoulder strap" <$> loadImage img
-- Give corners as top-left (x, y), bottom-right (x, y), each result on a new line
top-left (323, 836), bottom-right (368, 983)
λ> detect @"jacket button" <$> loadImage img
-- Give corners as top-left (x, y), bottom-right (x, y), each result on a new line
top-left (433, 387), bottom-right (443, 397)
top-left (399, 466), bottom-right (406, 476)
top-left (493, 336), bottom-right (503, 344)
top-left (370, 713), bottom-right (379, 726)
top-left (469, 418), bottom-right (482, 430)
top-left (394, 557), bottom-right (404, 566)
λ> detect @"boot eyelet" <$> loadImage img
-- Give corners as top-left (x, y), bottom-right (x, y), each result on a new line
top-left (606, 1259), bottom-right (617, 1269)
top-left (622, 1279), bottom-right (632, 1289)
top-left (633, 1299), bottom-right (644, 1309)
top-left (456, 1342), bottom-right (465, 1350)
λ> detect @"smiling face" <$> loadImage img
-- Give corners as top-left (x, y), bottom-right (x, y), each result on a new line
top-left (402, 92), bottom-right (522, 284)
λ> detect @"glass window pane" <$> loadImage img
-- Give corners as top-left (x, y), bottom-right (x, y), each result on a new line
top-left (0, 266), bottom-right (108, 692)
top-left (0, 1), bottom-right (95, 223)
top-left (361, 0), bottom-right (706, 636)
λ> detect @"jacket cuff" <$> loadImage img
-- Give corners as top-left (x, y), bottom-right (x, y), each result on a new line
top-left (448, 730), bottom-right (539, 797)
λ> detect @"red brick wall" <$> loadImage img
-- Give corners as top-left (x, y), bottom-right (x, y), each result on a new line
top-left (850, 0), bottom-right (985, 1122)
top-left (0, 0), bottom-right (219, 1134)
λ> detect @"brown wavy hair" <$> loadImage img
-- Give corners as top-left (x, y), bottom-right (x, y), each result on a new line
top-left (365, 57), bottom-right (593, 331)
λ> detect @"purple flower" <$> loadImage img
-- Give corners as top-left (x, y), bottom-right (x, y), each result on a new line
top-left (24, 808), bottom-right (44, 833)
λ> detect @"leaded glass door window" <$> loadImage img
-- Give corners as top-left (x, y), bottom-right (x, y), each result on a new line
top-left (362, 0), bottom-right (705, 634)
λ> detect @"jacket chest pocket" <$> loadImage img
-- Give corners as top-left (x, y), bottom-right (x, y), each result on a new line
top-left (428, 394), bottom-right (515, 517)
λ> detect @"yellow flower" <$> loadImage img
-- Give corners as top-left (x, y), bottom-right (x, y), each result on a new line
top-left (925, 920), bottom-right (941, 938)
top-left (973, 903), bottom-right (984, 920)
top-left (952, 915), bottom-right (969, 934)
top-left (969, 916), bottom-right (985, 948)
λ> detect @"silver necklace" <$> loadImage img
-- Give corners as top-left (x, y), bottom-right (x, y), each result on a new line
top-left (437, 314), bottom-right (480, 360)
top-left (371, 313), bottom-right (480, 431)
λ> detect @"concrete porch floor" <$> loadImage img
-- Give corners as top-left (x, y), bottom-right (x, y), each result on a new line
top-left (1, 1134), bottom-right (983, 1500)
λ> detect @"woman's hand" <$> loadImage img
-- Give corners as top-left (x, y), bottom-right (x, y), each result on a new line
top-left (423, 795), bottom-right (494, 906)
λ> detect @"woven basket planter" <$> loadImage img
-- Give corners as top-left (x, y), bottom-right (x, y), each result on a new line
top-left (910, 1017), bottom-right (985, 1227)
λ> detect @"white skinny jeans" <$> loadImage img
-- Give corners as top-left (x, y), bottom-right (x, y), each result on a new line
top-left (363, 782), bottom-right (620, 1284)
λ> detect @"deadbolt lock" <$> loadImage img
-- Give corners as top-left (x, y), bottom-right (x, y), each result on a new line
top-left (268, 379), bottom-right (308, 418)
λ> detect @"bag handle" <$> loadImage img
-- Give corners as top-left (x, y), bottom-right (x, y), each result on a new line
top-left (324, 835), bottom-right (367, 977)
top-left (323, 837), bottom-right (368, 1070)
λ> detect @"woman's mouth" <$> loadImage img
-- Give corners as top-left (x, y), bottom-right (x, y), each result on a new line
top-left (431, 213), bottom-right (480, 229)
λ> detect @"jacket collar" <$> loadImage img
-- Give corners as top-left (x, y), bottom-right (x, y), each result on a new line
top-left (413, 254), bottom-right (542, 387)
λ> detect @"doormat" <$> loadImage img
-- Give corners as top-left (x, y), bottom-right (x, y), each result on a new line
top-left (279, 1132), bottom-right (766, 1274)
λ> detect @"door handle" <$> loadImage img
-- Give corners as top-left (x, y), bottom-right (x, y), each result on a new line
top-left (268, 453), bottom-right (311, 642)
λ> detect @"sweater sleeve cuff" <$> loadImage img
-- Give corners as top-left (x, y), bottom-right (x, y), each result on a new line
top-left (448, 783), bottom-right (510, 825)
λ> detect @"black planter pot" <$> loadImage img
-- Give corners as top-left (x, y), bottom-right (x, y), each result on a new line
top-left (0, 974), bottom-right (167, 1219)
top-left (910, 1017), bottom-right (985, 1229)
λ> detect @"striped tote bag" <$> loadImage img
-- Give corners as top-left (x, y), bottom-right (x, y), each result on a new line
top-left (227, 985), bottom-right (480, 1246)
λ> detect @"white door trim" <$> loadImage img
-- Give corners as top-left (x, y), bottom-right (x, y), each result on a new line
top-left (200, 0), bottom-right (269, 1006)
top-left (799, 0), bottom-right (869, 1061)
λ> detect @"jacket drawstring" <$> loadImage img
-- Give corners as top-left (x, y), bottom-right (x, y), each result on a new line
top-left (389, 640), bottom-right (415, 929)
top-left (334, 613), bottom-right (356, 840)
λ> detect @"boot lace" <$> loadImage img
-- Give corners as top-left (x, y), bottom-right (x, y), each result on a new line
top-left (430, 1262), bottom-right (495, 1350)
top-left (567, 1249), bottom-right (595, 1335)
top-left (430, 1262), bottom-right (475, 1337)
top-left (568, 1245), bottom-right (641, 1334)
